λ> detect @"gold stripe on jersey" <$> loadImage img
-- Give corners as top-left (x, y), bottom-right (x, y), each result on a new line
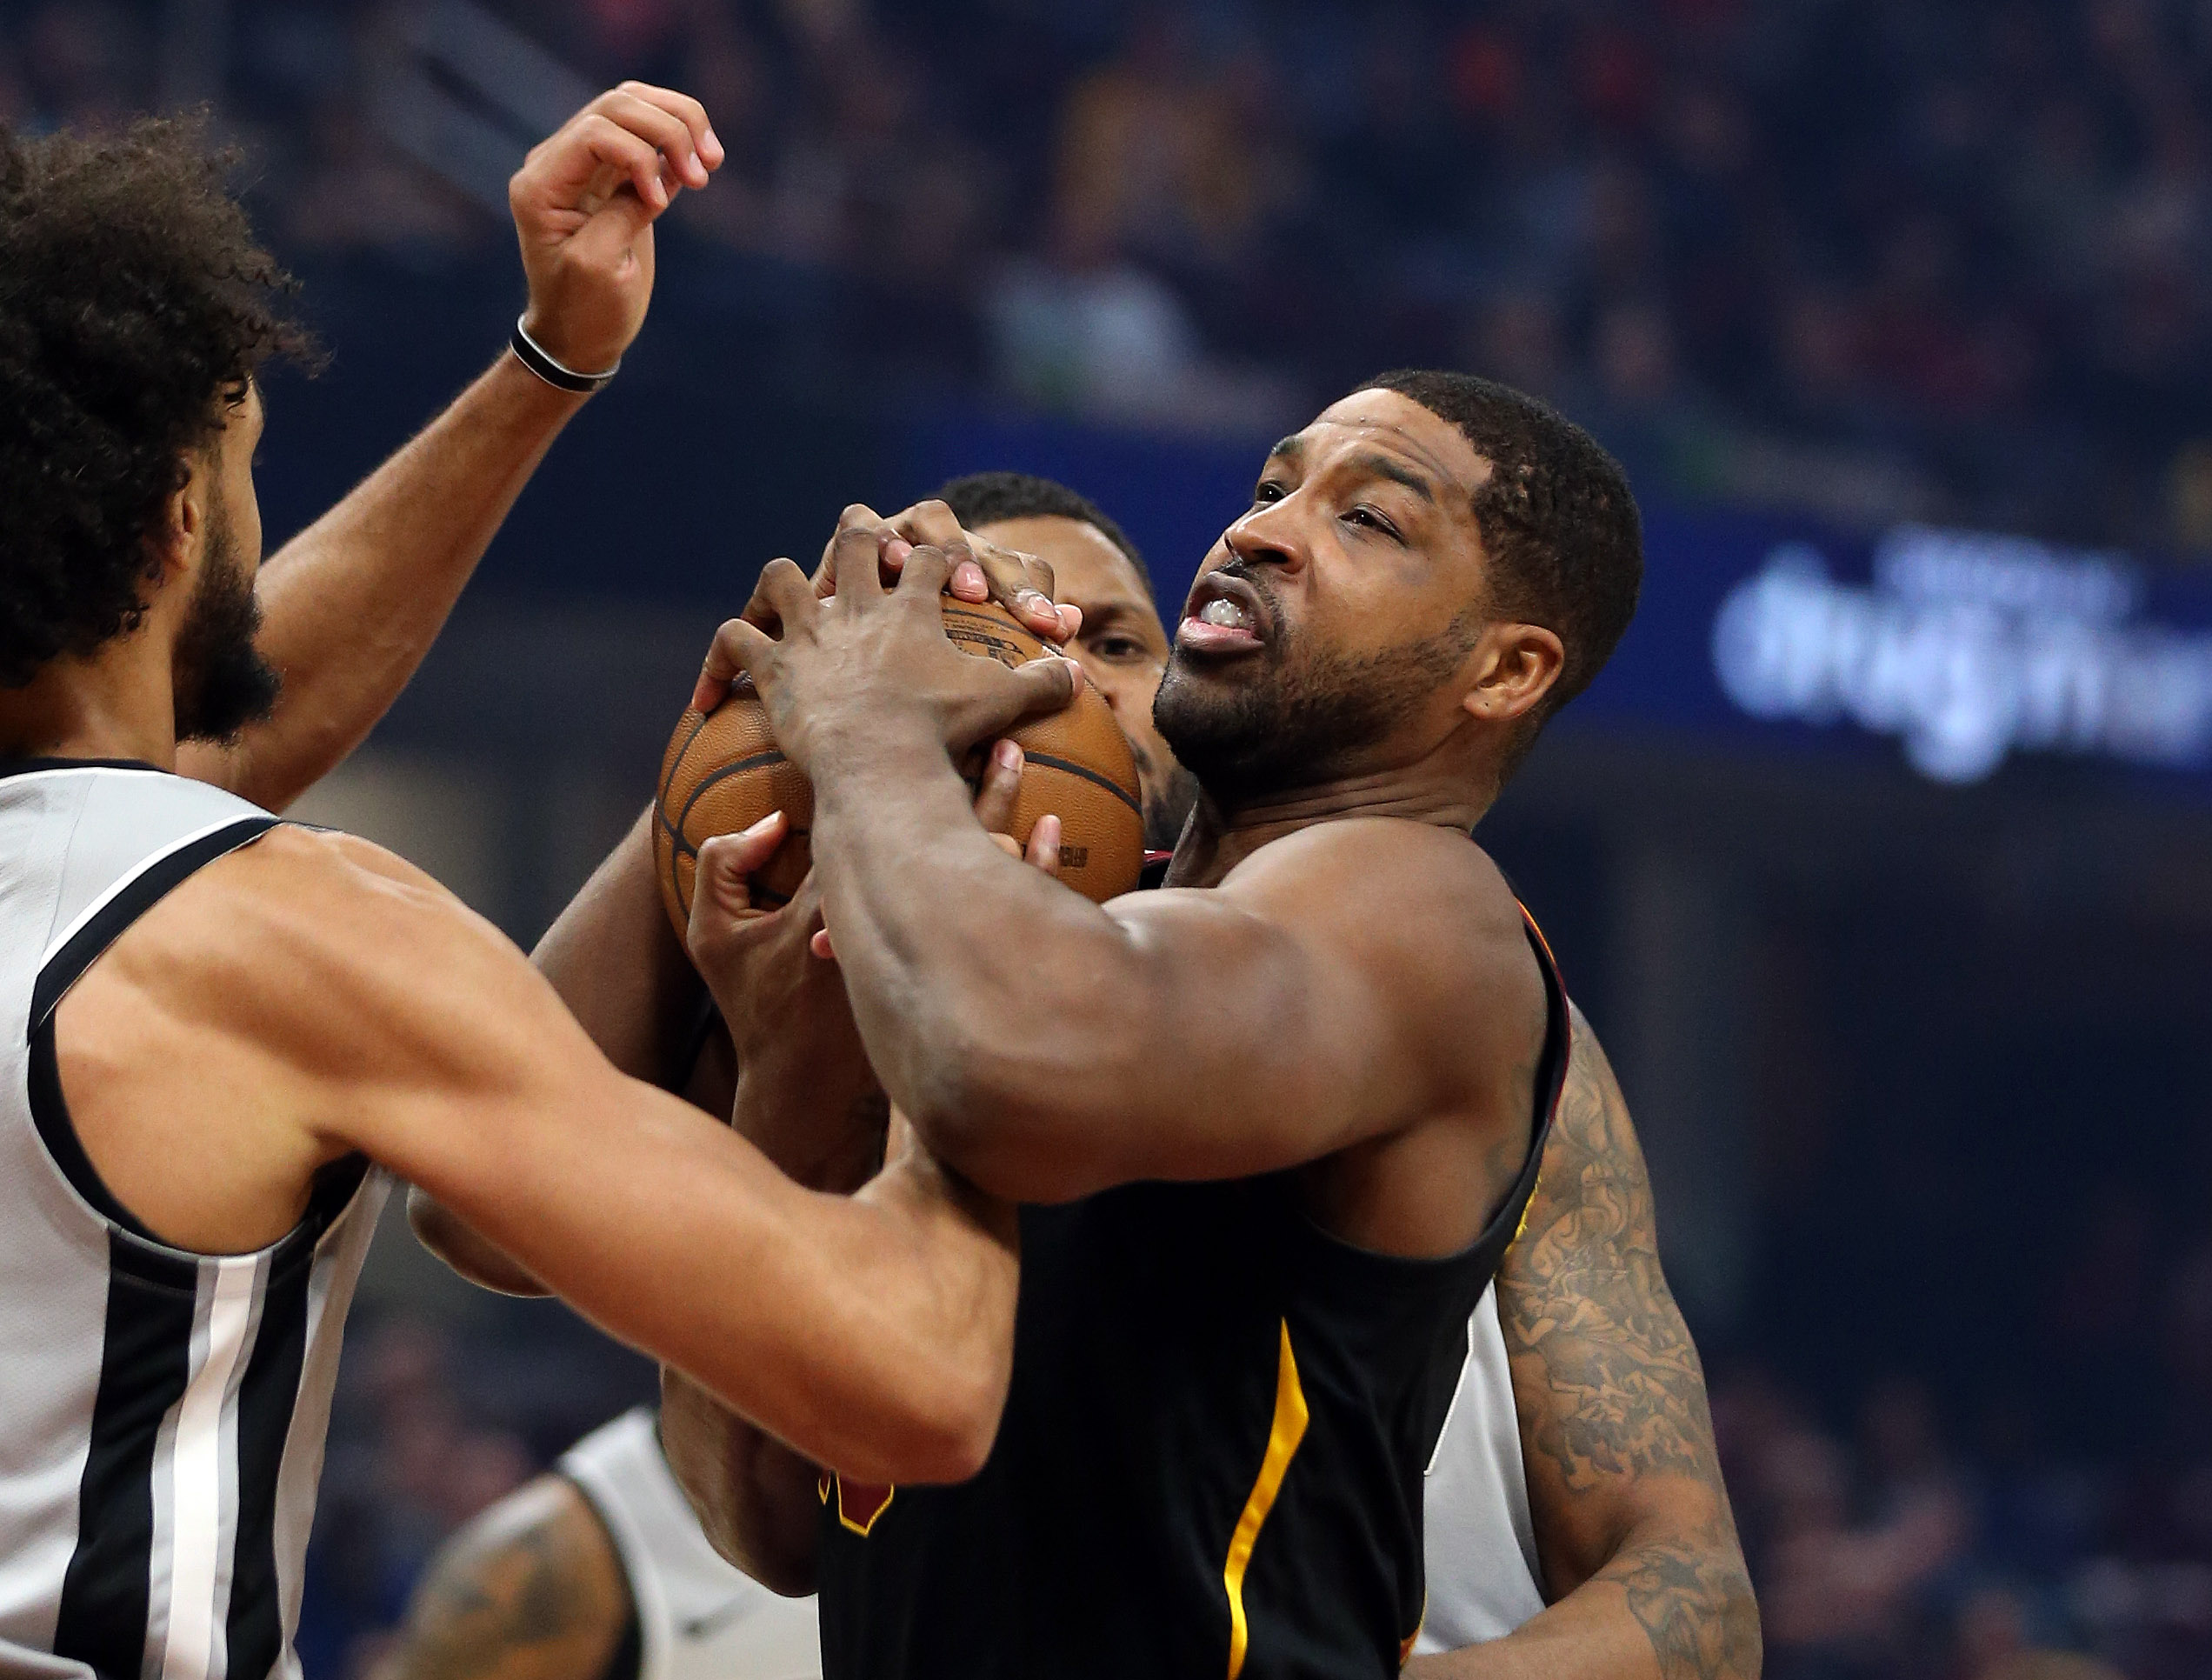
top-left (1223, 1319), bottom-right (1309, 1680)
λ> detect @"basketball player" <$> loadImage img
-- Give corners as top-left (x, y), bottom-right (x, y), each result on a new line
top-left (400, 472), bottom-right (1754, 1679)
top-left (650, 372), bottom-right (1681, 1678)
top-left (0, 100), bottom-right (1082, 1680)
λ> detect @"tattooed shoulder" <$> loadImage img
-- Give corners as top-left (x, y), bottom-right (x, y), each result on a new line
top-left (386, 1474), bottom-right (635, 1680)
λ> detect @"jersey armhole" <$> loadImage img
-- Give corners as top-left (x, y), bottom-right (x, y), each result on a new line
top-left (26, 813), bottom-right (371, 1263)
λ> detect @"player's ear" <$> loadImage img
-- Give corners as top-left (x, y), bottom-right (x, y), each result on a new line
top-left (146, 450), bottom-right (210, 586)
top-left (1460, 621), bottom-right (1564, 726)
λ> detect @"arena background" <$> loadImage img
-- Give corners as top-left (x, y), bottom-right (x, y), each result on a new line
top-left (8, 0), bottom-right (2211, 1674)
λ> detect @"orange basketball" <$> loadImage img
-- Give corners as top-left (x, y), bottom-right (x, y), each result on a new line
top-left (655, 601), bottom-right (1145, 936)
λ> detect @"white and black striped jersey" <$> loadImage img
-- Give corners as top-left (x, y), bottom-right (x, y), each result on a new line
top-left (560, 1410), bottom-right (821, 1680)
top-left (0, 759), bottom-right (389, 1680)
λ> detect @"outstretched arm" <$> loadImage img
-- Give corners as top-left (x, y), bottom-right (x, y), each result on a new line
top-left (178, 83), bottom-right (723, 811)
top-left (1409, 1009), bottom-right (1760, 1679)
top-left (66, 825), bottom-right (1017, 1485)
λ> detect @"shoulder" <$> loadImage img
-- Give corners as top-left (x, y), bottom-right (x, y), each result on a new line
top-left (1223, 819), bottom-right (1541, 1034)
top-left (108, 823), bottom-right (578, 1098)
top-left (390, 1473), bottom-right (635, 1680)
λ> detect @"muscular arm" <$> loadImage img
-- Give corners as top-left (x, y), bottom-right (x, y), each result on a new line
top-left (381, 1477), bottom-right (632, 1680)
top-left (820, 765), bottom-right (1537, 1212)
top-left (1409, 1009), bottom-right (1760, 1679)
top-left (62, 827), bottom-right (1016, 1484)
top-left (177, 357), bottom-right (586, 811)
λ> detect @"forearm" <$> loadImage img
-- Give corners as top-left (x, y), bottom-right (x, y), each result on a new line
top-left (809, 745), bottom-right (1147, 1150)
top-left (182, 353), bottom-right (586, 810)
top-left (661, 1367), bottom-right (825, 1595)
top-left (1409, 1518), bottom-right (1759, 1679)
top-left (400, 1076), bottom-right (1014, 1483)
top-left (534, 808), bottom-right (704, 1087)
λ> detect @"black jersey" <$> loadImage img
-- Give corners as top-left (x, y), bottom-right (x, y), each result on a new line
top-left (816, 910), bottom-right (1569, 1680)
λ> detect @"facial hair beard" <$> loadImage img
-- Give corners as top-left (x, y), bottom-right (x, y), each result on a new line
top-left (172, 497), bottom-right (281, 745)
top-left (1152, 573), bottom-right (1476, 810)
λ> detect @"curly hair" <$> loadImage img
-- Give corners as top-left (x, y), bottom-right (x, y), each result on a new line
top-left (0, 113), bottom-right (315, 688)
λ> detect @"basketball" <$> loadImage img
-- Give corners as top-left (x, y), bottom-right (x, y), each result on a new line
top-left (654, 600), bottom-right (1145, 933)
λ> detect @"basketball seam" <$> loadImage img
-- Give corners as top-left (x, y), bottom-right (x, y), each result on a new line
top-left (1016, 752), bottom-right (1143, 817)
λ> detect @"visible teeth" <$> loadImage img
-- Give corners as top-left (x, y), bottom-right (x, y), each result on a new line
top-left (1200, 597), bottom-right (1250, 630)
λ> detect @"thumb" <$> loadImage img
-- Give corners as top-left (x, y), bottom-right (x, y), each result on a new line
top-left (957, 656), bottom-right (1083, 747)
top-left (686, 810), bottom-right (786, 965)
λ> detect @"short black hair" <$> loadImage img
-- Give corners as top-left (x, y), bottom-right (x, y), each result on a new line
top-left (0, 115), bottom-right (315, 688)
top-left (933, 470), bottom-right (1150, 596)
top-left (1360, 369), bottom-right (1642, 736)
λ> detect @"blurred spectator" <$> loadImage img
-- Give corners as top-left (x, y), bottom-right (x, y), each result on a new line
top-left (14, 0), bottom-right (2212, 523)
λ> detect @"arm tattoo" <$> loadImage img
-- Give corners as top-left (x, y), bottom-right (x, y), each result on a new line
top-left (392, 1480), bottom-right (632, 1680)
top-left (1496, 1009), bottom-right (1761, 1678)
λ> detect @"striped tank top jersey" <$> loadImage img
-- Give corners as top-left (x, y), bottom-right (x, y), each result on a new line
top-left (0, 761), bottom-right (390, 1680)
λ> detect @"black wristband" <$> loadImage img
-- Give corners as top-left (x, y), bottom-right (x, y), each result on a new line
top-left (510, 316), bottom-right (618, 393)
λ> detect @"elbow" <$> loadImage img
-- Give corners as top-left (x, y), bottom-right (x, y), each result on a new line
top-left (896, 1019), bottom-right (1142, 1206)
top-left (872, 1343), bottom-right (1009, 1486)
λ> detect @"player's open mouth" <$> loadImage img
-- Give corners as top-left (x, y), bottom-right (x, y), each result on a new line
top-left (1176, 575), bottom-right (1269, 655)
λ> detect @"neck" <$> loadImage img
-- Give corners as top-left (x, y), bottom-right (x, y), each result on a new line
top-left (1166, 763), bottom-right (1494, 888)
top-left (0, 646), bottom-right (179, 769)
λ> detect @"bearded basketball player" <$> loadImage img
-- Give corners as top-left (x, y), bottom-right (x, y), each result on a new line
top-left (398, 470), bottom-right (1754, 1680)
top-left (641, 374), bottom-right (1702, 1680)
top-left (0, 98), bottom-right (1084, 1680)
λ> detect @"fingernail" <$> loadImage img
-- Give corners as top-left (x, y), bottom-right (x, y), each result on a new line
top-left (954, 561), bottom-right (987, 597)
top-left (995, 739), bottom-right (1022, 772)
top-left (742, 810), bottom-right (781, 838)
top-left (1019, 589), bottom-right (1054, 617)
top-left (705, 126), bottom-right (723, 159)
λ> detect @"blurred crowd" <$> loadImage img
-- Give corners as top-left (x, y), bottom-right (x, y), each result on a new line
top-left (1722, 1210), bottom-right (2212, 1680)
top-left (8, 0), bottom-right (2212, 550)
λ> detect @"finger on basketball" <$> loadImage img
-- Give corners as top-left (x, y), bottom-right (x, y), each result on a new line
top-left (829, 525), bottom-right (890, 602)
top-left (686, 811), bottom-right (786, 968)
top-left (741, 557), bottom-right (815, 634)
top-left (973, 739), bottom-right (1023, 835)
top-left (691, 616), bottom-right (775, 713)
top-left (899, 542), bottom-right (954, 601)
top-left (952, 656), bottom-right (1081, 749)
top-left (1026, 813), bottom-right (1063, 876)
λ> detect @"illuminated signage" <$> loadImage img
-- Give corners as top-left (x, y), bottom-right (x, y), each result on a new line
top-left (1712, 526), bottom-right (2212, 783)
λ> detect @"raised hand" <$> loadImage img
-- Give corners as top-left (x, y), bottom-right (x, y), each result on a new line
top-left (510, 82), bottom-right (724, 377)
top-left (691, 529), bottom-right (1083, 773)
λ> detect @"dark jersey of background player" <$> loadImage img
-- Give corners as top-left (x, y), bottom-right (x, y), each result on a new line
top-left (676, 370), bottom-right (1649, 1679)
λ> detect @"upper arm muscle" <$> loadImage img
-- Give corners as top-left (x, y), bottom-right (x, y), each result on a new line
top-left (941, 820), bottom-right (1542, 1203)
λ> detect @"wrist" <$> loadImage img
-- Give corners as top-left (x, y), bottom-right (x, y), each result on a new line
top-left (512, 310), bottom-right (620, 392)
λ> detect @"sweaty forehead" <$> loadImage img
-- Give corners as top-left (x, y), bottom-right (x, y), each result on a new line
top-left (1280, 390), bottom-right (1493, 502)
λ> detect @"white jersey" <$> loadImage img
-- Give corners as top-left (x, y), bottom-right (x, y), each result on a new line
top-left (1416, 1280), bottom-right (1548, 1651)
top-left (560, 1410), bottom-right (821, 1680)
top-left (0, 761), bottom-right (390, 1680)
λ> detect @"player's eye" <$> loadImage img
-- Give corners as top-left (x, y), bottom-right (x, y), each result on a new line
top-left (1344, 505), bottom-right (1402, 541)
top-left (1252, 479), bottom-right (1288, 506)
top-left (1092, 636), bottom-right (1145, 662)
